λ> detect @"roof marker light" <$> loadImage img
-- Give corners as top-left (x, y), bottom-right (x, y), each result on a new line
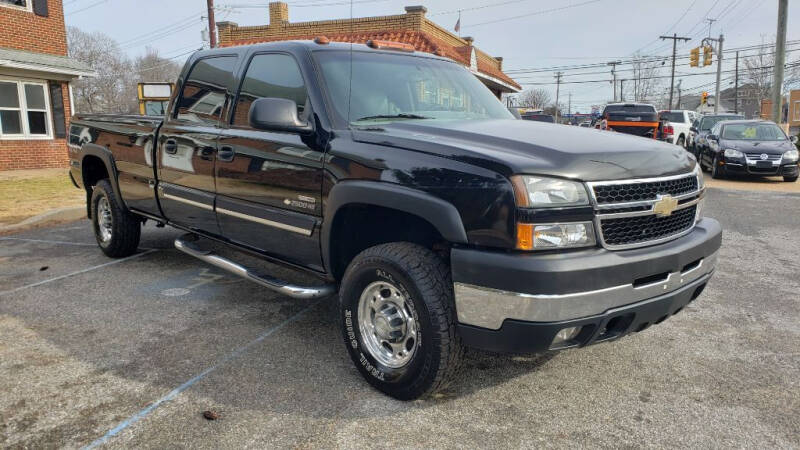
top-left (366, 40), bottom-right (415, 52)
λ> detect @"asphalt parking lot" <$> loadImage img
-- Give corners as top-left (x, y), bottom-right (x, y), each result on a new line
top-left (1, 186), bottom-right (799, 448)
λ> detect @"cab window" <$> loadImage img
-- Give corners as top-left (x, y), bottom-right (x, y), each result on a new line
top-left (232, 53), bottom-right (308, 128)
top-left (175, 56), bottom-right (237, 125)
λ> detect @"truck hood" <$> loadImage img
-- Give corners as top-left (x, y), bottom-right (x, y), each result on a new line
top-left (352, 119), bottom-right (694, 181)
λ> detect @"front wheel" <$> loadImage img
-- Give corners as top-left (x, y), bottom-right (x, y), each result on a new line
top-left (711, 154), bottom-right (725, 179)
top-left (784, 175), bottom-right (798, 182)
top-left (91, 179), bottom-right (141, 257)
top-left (339, 242), bottom-right (464, 400)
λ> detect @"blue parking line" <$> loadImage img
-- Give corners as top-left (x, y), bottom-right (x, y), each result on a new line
top-left (83, 298), bottom-right (324, 449)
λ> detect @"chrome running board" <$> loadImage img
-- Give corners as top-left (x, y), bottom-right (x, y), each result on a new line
top-left (174, 234), bottom-right (336, 299)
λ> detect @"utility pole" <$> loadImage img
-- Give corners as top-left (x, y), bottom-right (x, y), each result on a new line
top-left (554, 72), bottom-right (563, 123)
top-left (206, 0), bottom-right (217, 48)
top-left (607, 61), bottom-right (621, 102)
top-left (734, 51), bottom-right (739, 114)
top-left (772, 0), bottom-right (788, 123)
top-left (713, 35), bottom-right (723, 113)
top-left (660, 34), bottom-right (692, 111)
top-left (676, 79), bottom-right (682, 109)
top-left (568, 92), bottom-right (572, 118)
top-left (620, 79), bottom-right (625, 101)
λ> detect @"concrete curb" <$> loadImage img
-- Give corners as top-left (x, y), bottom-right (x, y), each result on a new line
top-left (0, 206), bottom-right (85, 234)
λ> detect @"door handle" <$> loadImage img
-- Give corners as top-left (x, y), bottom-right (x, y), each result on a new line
top-left (217, 146), bottom-right (235, 162)
top-left (164, 139), bottom-right (178, 154)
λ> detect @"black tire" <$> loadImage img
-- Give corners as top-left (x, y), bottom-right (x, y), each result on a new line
top-left (91, 179), bottom-right (141, 257)
top-left (339, 242), bottom-right (464, 400)
top-left (784, 175), bottom-right (798, 182)
top-left (677, 135), bottom-right (685, 148)
top-left (711, 154), bottom-right (725, 179)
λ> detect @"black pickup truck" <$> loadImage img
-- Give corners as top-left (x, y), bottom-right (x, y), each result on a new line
top-left (68, 40), bottom-right (721, 400)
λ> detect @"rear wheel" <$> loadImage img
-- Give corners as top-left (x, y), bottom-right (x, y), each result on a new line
top-left (677, 135), bottom-right (685, 148)
top-left (91, 179), bottom-right (141, 257)
top-left (339, 242), bottom-right (464, 400)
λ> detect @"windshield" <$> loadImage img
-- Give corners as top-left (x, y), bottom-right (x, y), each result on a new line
top-left (700, 115), bottom-right (743, 130)
top-left (604, 104), bottom-right (656, 114)
top-left (721, 123), bottom-right (787, 141)
top-left (314, 50), bottom-right (513, 125)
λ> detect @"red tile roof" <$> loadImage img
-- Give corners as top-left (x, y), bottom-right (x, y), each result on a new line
top-left (222, 30), bottom-right (521, 91)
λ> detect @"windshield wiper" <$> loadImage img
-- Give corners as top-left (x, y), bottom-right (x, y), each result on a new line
top-left (354, 113), bottom-right (432, 121)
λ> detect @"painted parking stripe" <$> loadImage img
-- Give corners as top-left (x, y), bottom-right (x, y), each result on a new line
top-left (0, 237), bottom-right (98, 247)
top-left (82, 298), bottom-right (324, 449)
top-left (0, 249), bottom-right (158, 297)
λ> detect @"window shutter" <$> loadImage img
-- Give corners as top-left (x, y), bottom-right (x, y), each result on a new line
top-left (33, 0), bottom-right (49, 17)
top-left (49, 82), bottom-right (66, 138)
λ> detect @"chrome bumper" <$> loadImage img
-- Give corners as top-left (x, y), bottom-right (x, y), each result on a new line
top-left (454, 250), bottom-right (717, 330)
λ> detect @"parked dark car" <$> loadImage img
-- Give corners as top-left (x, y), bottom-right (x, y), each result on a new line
top-left (68, 40), bottom-right (721, 400)
top-left (520, 112), bottom-right (555, 123)
top-left (599, 103), bottom-right (659, 138)
top-left (701, 120), bottom-right (799, 181)
top-left (690, 113), bottom-right (743, 159)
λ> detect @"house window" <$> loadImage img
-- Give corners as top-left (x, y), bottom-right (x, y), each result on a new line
top-left (0, 79), bottom-right (52, 139)
top-left (0, 0), bottom-right (31, 12)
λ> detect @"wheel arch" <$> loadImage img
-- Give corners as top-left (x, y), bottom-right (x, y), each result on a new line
top-left (80, 144), bottom-right (126, 217)
top-left (322, 181), bottom-right (468, 280)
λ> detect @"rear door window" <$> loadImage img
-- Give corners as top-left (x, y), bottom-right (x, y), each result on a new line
top-left (176, 56), bottom-right (238, 125)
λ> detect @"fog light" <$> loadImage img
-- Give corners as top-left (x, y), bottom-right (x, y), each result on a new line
top-left (551, 326), bottom-right (581, 346)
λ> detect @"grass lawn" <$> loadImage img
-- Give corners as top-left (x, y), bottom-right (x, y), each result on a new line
top-left (0, 169), bottom-right (84, 226)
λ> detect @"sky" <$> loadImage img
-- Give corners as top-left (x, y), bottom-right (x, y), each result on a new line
top-left (63, 0), bottom-right (799, 112)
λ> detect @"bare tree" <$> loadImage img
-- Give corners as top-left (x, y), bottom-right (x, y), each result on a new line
top-left (743, 40), bottom-right (774, 102)
top-left (518, 88), bottom-right (552, 109)
top-left (628, 52), bottom-right (664, 103)
top-left (134, 47), bottom-right (182, 84)
top-left (67, 27), bottom-right (137, 114)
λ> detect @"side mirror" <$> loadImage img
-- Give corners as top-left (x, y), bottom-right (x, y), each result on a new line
top-left (791, 135), bottom-right (798, 144)
top-left (249, 97), bottom-right (312, 134)
top-left (690, 126), bottom-right (697, 133)
top-left (707, 134), bottom-right (717, 141)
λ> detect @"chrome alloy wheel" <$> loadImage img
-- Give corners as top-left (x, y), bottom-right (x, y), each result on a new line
top-left (97, 196), bottom-right (113, 243)
top-left (357, 281), bottom-right (419, 368)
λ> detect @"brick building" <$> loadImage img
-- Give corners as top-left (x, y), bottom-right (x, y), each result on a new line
top-left (217, 3), bottom-right (520, 97)
top-left (0, 0), bottom-right (94, 170)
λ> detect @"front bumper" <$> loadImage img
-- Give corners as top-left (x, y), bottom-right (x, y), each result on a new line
top-left (451, 218), bottom-right (722, 353)
top-left (723, 159), bottom-right (798, 177)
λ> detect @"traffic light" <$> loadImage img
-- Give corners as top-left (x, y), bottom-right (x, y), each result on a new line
top-left (703, 45), bottom-right (713, 66)
top-left (689, 47), bottom-right (699, 67)
top-left (701, 92), bottom-right (708, 105)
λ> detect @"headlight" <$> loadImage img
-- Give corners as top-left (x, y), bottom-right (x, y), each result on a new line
top-left (517, 222), bottom-right (596, 250)
top-left (511, 175), bottom-right (589, 207)
top-left (693, 163), bottom-right (704, 189)
top-left (783, 149), bottom-right (799, 162)
top-left (723, 149), bottom-right (744, 159)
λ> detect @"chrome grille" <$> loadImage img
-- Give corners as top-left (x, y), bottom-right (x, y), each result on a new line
top-left (745, 153), bottom-right (781, 161)
top-left (592, 174), bottom-right (698, 204)
top-left (589, 172), bottom-right (703, 250)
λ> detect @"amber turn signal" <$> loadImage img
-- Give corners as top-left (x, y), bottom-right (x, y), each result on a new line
top-left (516, 223), bottom-right (534, 250)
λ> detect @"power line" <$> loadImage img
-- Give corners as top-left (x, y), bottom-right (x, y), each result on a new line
top-left (463, 0), bottom-right (606, 29)
top-left (65, 0), bottom-right (109, 15)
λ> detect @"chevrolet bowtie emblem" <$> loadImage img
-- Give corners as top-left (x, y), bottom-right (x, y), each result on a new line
top-left (653, 194), bottom-right (679, 217)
